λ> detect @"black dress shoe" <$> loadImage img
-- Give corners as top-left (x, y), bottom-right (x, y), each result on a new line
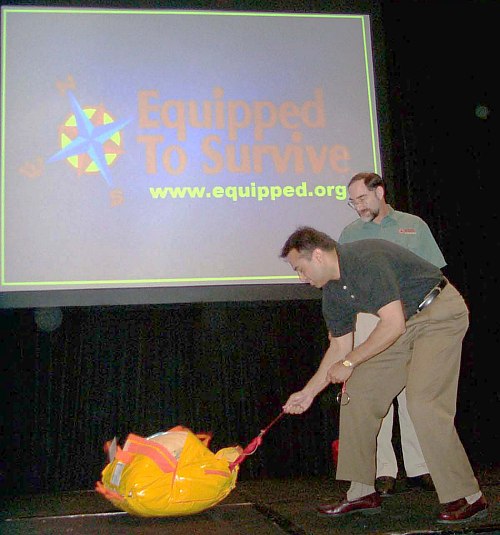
top-left (318, 492), bottom-right (382, 517)
top-left (406, 473), bottom-right (435, 492)
top-left (437, 495), bottom-right (488, 523)
top-left (375, 476), bottom-right (396, 497)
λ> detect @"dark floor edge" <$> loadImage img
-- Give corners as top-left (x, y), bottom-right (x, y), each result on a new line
top-left (1, 502), bottom-right (257, 523)
top-left (251, 501), bottom-right (500, 535)
top-left (385, 524), bottom-right (500, 535)
top-left (2, 510), bottom-right (128, 522)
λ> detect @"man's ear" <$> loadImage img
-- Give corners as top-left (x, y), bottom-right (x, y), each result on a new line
top-left (375, 185), bottom-right (385, 200)
top-left (312, 248), bottom-right (324, 263)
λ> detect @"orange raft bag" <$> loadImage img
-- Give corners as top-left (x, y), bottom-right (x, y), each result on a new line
top-left (95, 425), bottom-right (243, 517)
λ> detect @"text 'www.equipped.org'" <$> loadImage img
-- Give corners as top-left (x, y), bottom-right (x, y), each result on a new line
top-left (149, 181), bottom-right (347, 202)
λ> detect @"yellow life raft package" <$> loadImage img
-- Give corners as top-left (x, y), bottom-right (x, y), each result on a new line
top-left (95, 425), bottom-right (242, 517)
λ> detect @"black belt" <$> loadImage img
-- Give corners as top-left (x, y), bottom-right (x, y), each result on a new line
top-left (417, 278), bottom-right (448, 313)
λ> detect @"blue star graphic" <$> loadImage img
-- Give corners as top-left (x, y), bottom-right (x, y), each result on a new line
top-left (47, 91), bottom-right (132, 187)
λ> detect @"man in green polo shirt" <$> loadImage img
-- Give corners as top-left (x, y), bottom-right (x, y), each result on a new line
top-left (338, 172), bottom-right (446, 497)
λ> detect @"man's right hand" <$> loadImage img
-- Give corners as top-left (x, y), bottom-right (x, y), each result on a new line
top-left (283, 390), bottom-right (314, 414)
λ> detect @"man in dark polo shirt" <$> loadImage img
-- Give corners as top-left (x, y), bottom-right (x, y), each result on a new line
top-left (280, 226), bottom-right (487, 524)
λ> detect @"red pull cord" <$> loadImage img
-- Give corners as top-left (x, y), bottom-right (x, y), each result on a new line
top-left (260, 410), bottom-right (285, 435)
top-left (228, 411), bottom-right (285, 471)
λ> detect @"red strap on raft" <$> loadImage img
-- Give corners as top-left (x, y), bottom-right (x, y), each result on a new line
top-left (228, 411), bottom-right (285, 471)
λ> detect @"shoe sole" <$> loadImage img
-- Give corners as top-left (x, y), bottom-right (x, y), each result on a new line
top-left (318, 507), bottom-right (382, 518)
top-left (436, 508), bottom-right (488, 524)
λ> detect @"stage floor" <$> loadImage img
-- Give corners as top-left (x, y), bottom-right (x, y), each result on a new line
top-left (1, 470), bottom-right (499, 535)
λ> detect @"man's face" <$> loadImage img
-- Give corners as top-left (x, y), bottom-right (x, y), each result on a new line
top-left (286, 248), bottom-right (330, 288)
top-left (348, 181), bottom-right (384, 223)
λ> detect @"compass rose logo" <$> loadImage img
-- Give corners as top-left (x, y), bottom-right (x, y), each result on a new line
top-left (47, 91), bottom-right (132, 187)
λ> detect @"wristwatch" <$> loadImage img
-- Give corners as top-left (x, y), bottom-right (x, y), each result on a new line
top-left (342, 359), bottom-right (354, 368)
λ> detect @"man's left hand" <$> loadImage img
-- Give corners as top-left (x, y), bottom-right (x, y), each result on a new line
top-left (327, 361), bottom-right (353, 384)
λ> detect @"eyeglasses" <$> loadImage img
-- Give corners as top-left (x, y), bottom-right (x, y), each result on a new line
top-left (347, 194), bottom-right (370, 209)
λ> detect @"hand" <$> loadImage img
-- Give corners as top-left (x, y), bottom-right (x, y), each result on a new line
top-left (283, 390), bottom-right (314, 414)
top-left (326, 361), bottom-right (353, 385)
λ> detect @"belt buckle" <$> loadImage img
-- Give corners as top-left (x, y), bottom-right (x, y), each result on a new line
top-left (417, 279), bottom-right (445, 313)
top-left (417, 289), bottom-right (438, 312)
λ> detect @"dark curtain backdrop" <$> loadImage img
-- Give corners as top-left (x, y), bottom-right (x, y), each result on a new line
top-left (1, 302), bottom-right (338, 493)
top-left (379, 0), bottom-right (499, 472)
top-left (1, 0), bottom-right (499, 496)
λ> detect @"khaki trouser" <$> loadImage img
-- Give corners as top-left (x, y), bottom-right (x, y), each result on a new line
top-left (355, 313), bottom-right (429, 478)
top-left (336, 282), bottom-right (480, 503)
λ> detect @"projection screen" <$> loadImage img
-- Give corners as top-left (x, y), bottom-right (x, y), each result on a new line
top-left (0, 6), bottom-right (382, 307)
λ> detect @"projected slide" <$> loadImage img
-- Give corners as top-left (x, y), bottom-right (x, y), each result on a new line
top-left (0, 7), bottom-right (381, 303)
